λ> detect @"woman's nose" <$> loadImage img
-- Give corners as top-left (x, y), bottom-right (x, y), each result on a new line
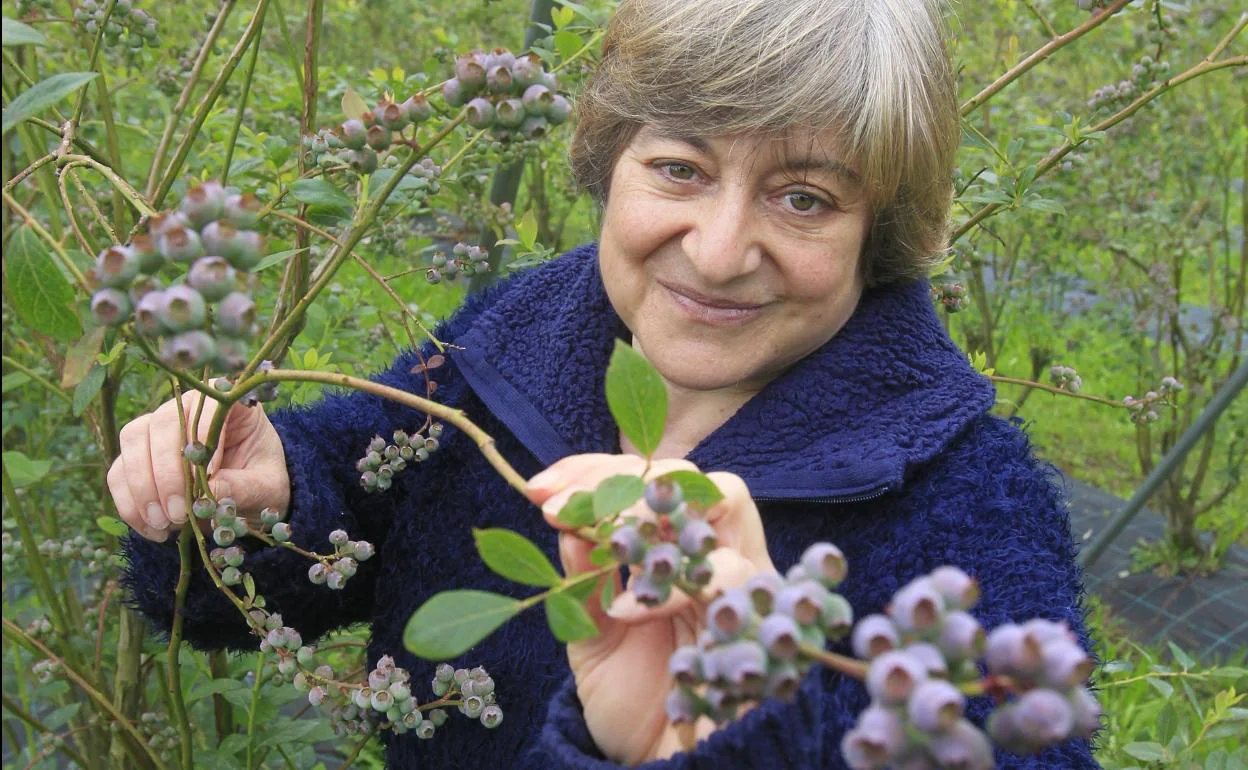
top-left (680, 185), bottom-right (763, 285)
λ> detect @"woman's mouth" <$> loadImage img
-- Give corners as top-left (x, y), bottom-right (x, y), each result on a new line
top-left (659, 281), bottom-right (766, 325)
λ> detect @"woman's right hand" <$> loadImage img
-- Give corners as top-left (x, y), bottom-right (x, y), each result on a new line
top-left (107, 391), bottom-right (290, 542)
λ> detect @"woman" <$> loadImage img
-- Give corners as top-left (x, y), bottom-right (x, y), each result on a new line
top-left (114, 0), bottom-right (1103, 766)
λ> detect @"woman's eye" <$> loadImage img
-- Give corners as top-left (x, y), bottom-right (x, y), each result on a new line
top-left (784, 192), bottom-right (822, 213)
top-left (660, 162), bottom-right (696, 181)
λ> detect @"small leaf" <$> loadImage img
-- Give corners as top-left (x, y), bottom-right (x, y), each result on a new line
top-left (2, 373), bottom-right (31, 393)
top-left (62, 327), bottom-right (107, 388)
top-left (341, 87), bottom-right (368, 120)
top-left (253, 247), bottom-right (307, 272)
top-left (557, 491), bottom-right (595, 527)
top-left (588, 543), bottom-right (613, 567)
top-left (2, 72), bottom-right (98, 134)
top-left (599, 575), bottom-right (616, 613)
top-left (655, 470), bottom-right (723, 510)
top-left (1146, 677), bottom-right (1174, 698)
top-left (243, 573), bottom-right (256, 601)
top-left (97, 340), bottom-right (126, 365)
top-left (473, 528), bottom-right (562, 588)
top-left (289, 179), bottom-right (353, 217)
top-left (404, 590), bottom-right (521, 660)
top-left (544, 592), bottom-right (598, 643)
top-left (72, 363), bottom-right (106, 417)
top-left (516, 210), bottom-right (538, 250)
top-left (96, 516), bottom-right (129, 537)
top-left (3, 450), bottom-right (52, 487)
top-left (3, 227), bottom-right (82, 342)
top-left (1167, 641), bottom-right (1195, 670)
top-left (2, 17), bottom-right (47, 46)
top-left (551, 6), bottom-right (575, 28)
top-left (554, 30), bottom-right (582, 61)
top-left (1122, 743), bottom-right (1166, 762)
top-left (564, 576), bottom-right (598, 603)
top-left (593, 475), bottom-right (644, 520)
top-left (605, 340), bottom-right (667, 457)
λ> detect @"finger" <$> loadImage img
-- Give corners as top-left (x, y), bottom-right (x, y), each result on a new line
top-left (117, 413), bottom-right (170, 534)
top-left (702, 472), bottom-right (773, 571)
top-left (149, 399), bottom-right (191, 526)
top-left (207, 467), bottom-right (282, 516)
top-left (606, 546), bottom-right (761, 625)
top-left (108, 454), bottom-right (167, 542)
top-left (558, 531), bottom-right (624, 629)
top-left (526, 453), bottom-right (642, 504)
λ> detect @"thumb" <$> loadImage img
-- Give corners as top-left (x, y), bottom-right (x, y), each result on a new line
top-left (207, 467), bottom-right (284, 516)
top-left (203, 401), bottom-right (263, 476)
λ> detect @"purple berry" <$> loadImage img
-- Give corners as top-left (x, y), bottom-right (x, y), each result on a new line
top-left (677, 518), bottom-right (717, 558)
top-left (800, 542), bottom-right (847, 588)
top-left (707, 588), bottom-right (754, 642)
top-left (744, 571), bottom-right (785, 615)
top-left (546, 95), bottom-right (572, 125)
top-left (842, 705), bottom-right (906, 768)
top-left (1013, 688), bottom-right (1075, 747)
top-left (853, 614), bottom-right (900, 659)
top-left (866, 650), bottom-right (927, 706)
top-left (365, 125), bottom-right (390, 152)
top-left (160, 330), bottom-right (217, 369)
top-left (644, 478), bottom-right (683, 514)
top-left (215, 292), bottom-right (256, 337)
top-left (985, 623), bottom-right (1043, 678)
top-left (608, 525), bottom-right (646, 565)
top-left (668, 645), bottom-right (703, 686)
top-left (187, 256), bottom-right (237, 301)
top-left (775, 581), bottom-right (828, 627)
top-left (928, 720), bottom-right (994, 770)
top-left (465, 97), bottom-right (495, 129)
top-left (643, 542), bottom-right (681, 584)
top-left (629, 574), bottom-right (670, 606)
top-left (158, 225), bottom-right (204, 263)
top-left (907, 678), bottom-right (965, 733)
top-left (889, 577), bottom-right (945, 634)
top-left (183, 442), bottom-right (211, 465)
top-left (522, 84), bottom-right (554, 116)
top-left (936, 610), bottom-right (984, 661)
top-left (905, 642), bottom-right (949, 677)
top-left (1068, 686), bottom-right (1102, 738)
top-left (486, 64), bottom-right (513, 93)
top-left (521, 115), bottom-right (549, 139)
top-left (179, 181), bottom-right (226, 228)
top-left (1041, 638), bottom-right (1094, 689)
top-left (215, 336), bottom-right (249, 372)
top-left (665, 687), bottom-right (701, 724)
top-left (339, 119), bottom-right (367, 150)
top-left (222, 192), bottom-right (262, 229)
top-left (91, 288), bottom-right (131, 326)
top-left (929, 566), bottom-right (979, 610)
top-left (511, 55), bottom-right (543, 89)
top-left (402, 94), bottom-right (432, 123)
top-left (441, 78), bottom-right (467, 107)
top-left (156, 285), bottom-right (207, 332)
top-left (716, 640), bottom-right (768, 696)
top-left (454, 54), bottom-right (487, 92)
top-left (96, 245), bottom-right (141, 288)
top-left (758, 612), bottom-right (802, 659)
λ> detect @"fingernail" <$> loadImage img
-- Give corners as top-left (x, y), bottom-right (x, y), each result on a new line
top-left (166, 495), bottom-right (186, 524)
top-left (145, 502), bottom-right (169, 530)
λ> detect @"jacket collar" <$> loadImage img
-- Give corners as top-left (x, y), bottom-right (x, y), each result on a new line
top-left (449, 244), bottom-right (996, 501)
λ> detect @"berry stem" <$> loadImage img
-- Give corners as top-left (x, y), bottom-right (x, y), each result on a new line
top-left (987, 375), bottom-right (1124, 407)
top-left (796, 643), bottom-right (870, 680)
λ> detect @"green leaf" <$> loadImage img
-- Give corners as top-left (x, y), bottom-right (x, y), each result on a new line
top-left (256, 718), bottom-right (328, 748)
top-left (473, 528), bottom-right (562, 588)
top-left (1146, 677), bottom-right (1174, 698)
top-left (3, 227), bottom-right (82, 342)
top-left (96, 516), bottom-right (129, 537)
top-left (4, 450), bottom-right (52, 487)
top-left (253, 247), bottom-right (307, 272)
top-left (588, 543), bottom-right (614, 567)
top-left (655, 470), bottom-right (723, 510)
top-left (564, 575), bottom-right (598, 603)
top-left (2, 17), bottom-right (48, 46)
top-left (341, 87), bottom-right (368, 120)
top-left (1167, 641), bottom-right (1196, 670)
top-left (289, 179), bottom-right (353, 217)
top-left (1155, 703), bottom-right (1177, 745)
top-left (62, 327), bottom-right (107, 388)
top-left (2, 373), bottom-right (31, 393)
top-left (552, 6), bottom-right (575, 29)
top-left (556, 491), bottom-right (595, 527)
top-left (593, 474), bottom-right (644, 520)
top-left (599, 575), bottom-right (616, 613)
top-left (72, 363), bottom-right (106, 417)
top-left (2, 72), bottom-right (97, 134)
top-left (544, 592), bottom-right (598, 643)
top-left (404, 590), bottom-right (521, 660)
top-left (605, 340), bottom-right (667, 457)
top-left (1122, 743), bottom-right (1166, 762)
top-left (516, 209), bottom-right (538, 250)
top-left (554, 30), bottom-right (582, 61)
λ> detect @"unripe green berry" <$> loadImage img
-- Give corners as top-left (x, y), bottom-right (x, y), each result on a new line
top-left (213, 527), bottom-right (236, 547)
top-left (222, 192), bottom-right (262, 229)
top-left (348, 149), bottom-right (378, 174)
top-left (271, 522), bottom-right (291, 542)
top-left (96, 245), bottom-right (141, 288)
top-left (158, 225), bottom-right (205, 263)
top-left (187, 256), bottom-right (237, 302)
top-left (157, 285), bottom-right (207, 332)
top-left (161, 330), bottom-right (217, 369)
top-left (402, 94), bottom-right (432, 123)
top-left (220, 566), bottom-right (241, 584)
top-left (92, 289), bottom-right (132, 327)
top-left (129, 234), bottom-right (164, 273)
top-left (180, 181), bottom-right (226, 228)
top-left (183, 441), bottom-right (211, 465)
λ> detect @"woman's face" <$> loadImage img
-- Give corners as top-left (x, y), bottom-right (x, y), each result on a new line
top-left (599, 126), bottom-right (873, 393)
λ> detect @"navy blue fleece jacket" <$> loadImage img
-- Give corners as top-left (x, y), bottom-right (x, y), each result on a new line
top-left (123, 244), bottom-right (1103, 768)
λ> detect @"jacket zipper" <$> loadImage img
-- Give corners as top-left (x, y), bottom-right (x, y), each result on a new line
top-left (754, 484), bottom-right (892, 506)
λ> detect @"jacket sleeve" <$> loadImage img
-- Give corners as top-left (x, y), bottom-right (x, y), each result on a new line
top-left (537, 667), bottom-right (826, 769)
top-left (120, 281), bottom-right (506, 652)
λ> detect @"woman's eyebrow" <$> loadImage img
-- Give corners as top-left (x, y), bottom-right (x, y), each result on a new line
top-left (777, 157), bottom-right (862, 186)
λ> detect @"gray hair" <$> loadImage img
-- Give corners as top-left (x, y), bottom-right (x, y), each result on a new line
top-left (570, 0), bottom-right (959, 286)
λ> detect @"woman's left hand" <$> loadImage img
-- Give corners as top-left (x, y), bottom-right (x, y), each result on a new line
top-left (526, 454), bottom-right (777, 765)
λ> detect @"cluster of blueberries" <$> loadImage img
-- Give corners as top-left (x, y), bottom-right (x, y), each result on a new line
top-left (356, 425), bottom-right (444, 493)
top-left (446, 49), bottom-right (573, 142)
top-left (1122, 375), bottom-right (1183, 425)
top-left (1088, 53), bottom-right (1171, 112)
top-left (73, 0), bottom-right (161, 53)
top-left (90, 181), bottom-right (266, 375)
top-left (302, 102), bottom-right (445, 176)
top-left (932, 283), bottom-right (970, 314)
top-left (3, 532), bottom-right (108, 572)
top-left (306, 528), bottom-right (376, 590)
top-left (842, 569), bottom-right (1099, 769)
top-left (424, 241), bottom-right (491, 285)
top-left (294, 652), bottom-right (501, 739)
top-left (1049, 365), bottom-right (1083, 394)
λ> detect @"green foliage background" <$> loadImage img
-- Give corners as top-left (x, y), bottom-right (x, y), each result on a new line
top-left (1, 0), bottom-right (1245, 767)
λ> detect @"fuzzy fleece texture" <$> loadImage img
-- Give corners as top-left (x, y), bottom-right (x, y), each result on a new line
top-left (123, 243), bottom-right (1103, 769)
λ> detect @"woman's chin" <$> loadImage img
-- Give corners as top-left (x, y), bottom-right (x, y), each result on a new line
top-left (643, 346), bottom-right (759, 393)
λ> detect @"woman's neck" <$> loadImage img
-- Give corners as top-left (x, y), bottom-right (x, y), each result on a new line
top-left (619, 368), bottom-right (763, 461)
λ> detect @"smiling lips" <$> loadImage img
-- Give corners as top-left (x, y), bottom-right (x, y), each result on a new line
top-left (659, 281), bottom-right (766, 325)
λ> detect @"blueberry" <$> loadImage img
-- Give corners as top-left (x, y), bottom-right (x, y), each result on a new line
top-left (402, 94), bottom-right (432, 123)
top-left (158, 224), bottom-right (204, 263)
top-left (465, 97), bottom-right (495, 128)
top-left (799, 542), bottom-right (847, 588)
top-left (441, 78), bottom-right (467, 108)
top-left (668, 645), bottom-right (703, 686)
top-left (643, 542), bottom-right (682, 584)
top-left (743, 571), bottom-right (785, 615)
top-left (91, 289), bottom-right (132, 327)
top-left (928, 719), bottom-right (994, 770)
top-left (907, 678), bottom-right (965, 733)
top-left (758, 613), bottom-right (802, 660)
top-left (187, 256), bottom-right (237, 302)
top-left (608, 525), bottom-right (646, 565)
top-left (96, 245), bottom-right (141, 288)
top-left (308, 563), bottom-right (328, 585)
top-left (775, 581), bottom-right (828, 627)
top-left (479, 704), bottom-right (504, 728)
top-left (271, 522), bottom-right (292, 542)
top-left (179, 181), bottom-right (226, 228)
top-left (222, 192), bottom-right (262, 229)
top-left (133, 290), bottom-right (166, 336)
top-left (888, 577), bottom-right (945, 635)
top-left (928, 566), bottom-right (979, 611)
top-left (677, 518), bottom-right (717, 559)
top-left (707, 588), bottom-right (754, 642)
top-left (865, 650), bottom-right (927, 706)
top-left (936, 610), bottom-right (984, 662)
top-left (157, 285), bottom-right (207, 333)
top-left (161, 331), bottom-right (217, 370)
top-left (665, 688), bottom-right (701, 725)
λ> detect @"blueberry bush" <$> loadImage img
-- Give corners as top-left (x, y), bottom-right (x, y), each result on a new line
top-left (2, 0), bottom-right (1245, 768)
